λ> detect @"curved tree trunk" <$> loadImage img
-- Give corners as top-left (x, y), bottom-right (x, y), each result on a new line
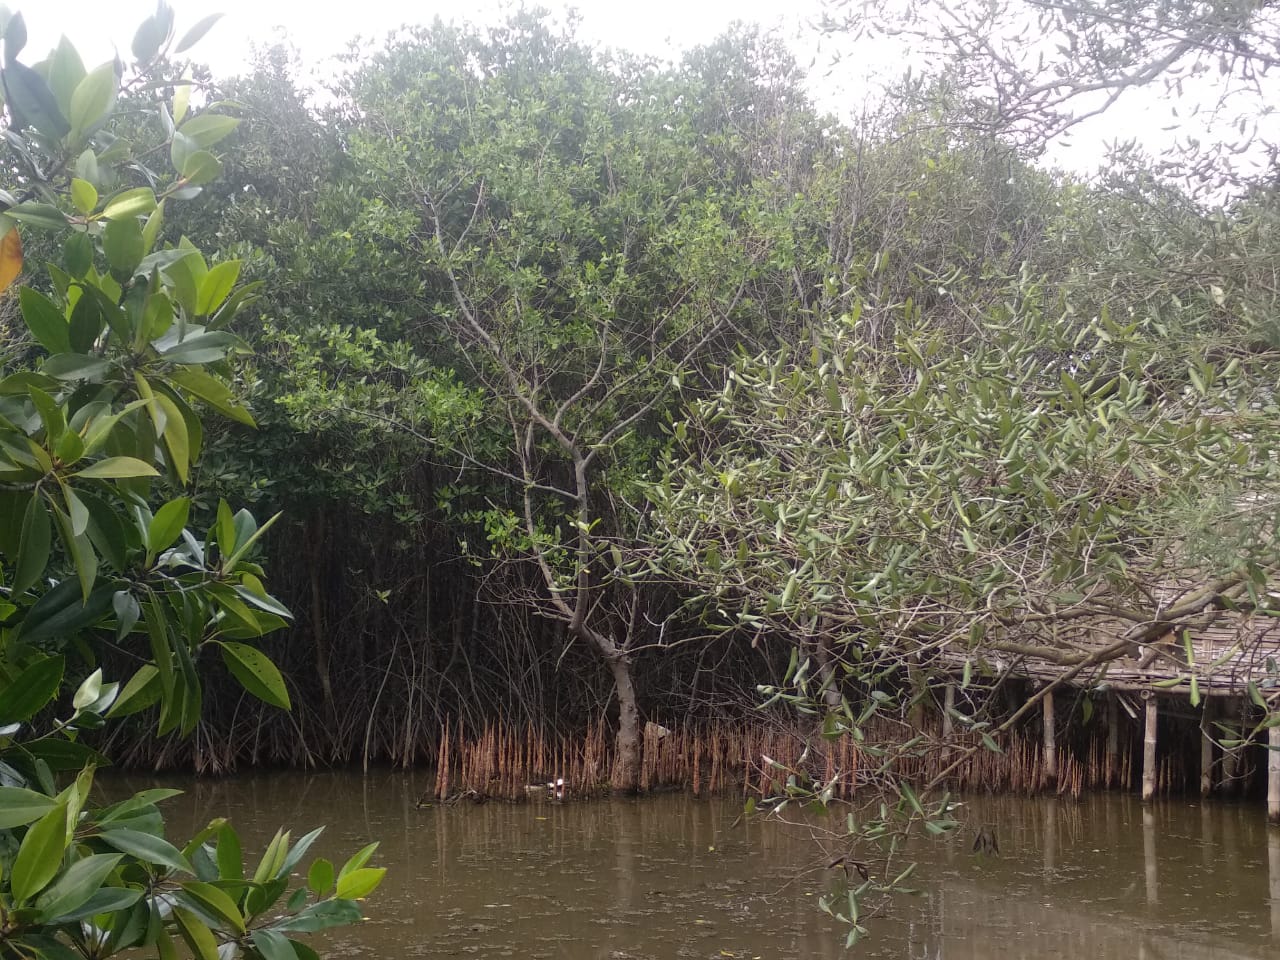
top-left (607, 653), bottom-right (641, 793)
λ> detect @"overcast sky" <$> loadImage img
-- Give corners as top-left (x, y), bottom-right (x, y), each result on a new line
top-left (23, 0), bottom-right (1257, 188)
top-left (27, 0), bottom-right (829, 73)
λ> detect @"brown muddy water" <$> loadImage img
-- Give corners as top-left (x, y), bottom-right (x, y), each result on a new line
top-left (104, 771), bottom-right (1280, 959)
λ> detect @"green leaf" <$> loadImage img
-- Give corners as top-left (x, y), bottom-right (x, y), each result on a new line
top-left (131, 10), bottom-right (171, 64)
top-left (174, 14), bottom-right (224, 54)
top-left (13, 495), bottom-right (51, 595)
top-left (97, 828), bottom-right (194, 875)
top-left (103, 216), bottom-right (144, 277)
top-left (337, 842), bottom-right (378, 881)
top-left (147, 497), bottom-right (190, 556)
top-left (46, 36), bottom-right (86, 120)
top-left (6, 202), bottom-right (66, 231)
top-left (2, 62), bottom-right (71, 138)
top-left (142, 201), bottom-right (165, 256)
top-left (4, 12), bottom-right (27, 64)
top-left (215, 824), bottom-right (242, 881)
top-left (178, 114), bottom-right (239, 149)
top-left (306, 858), bottom-right (333, 897)
top-left (68, 61), bottom-right (118, 141)
top-left (75, 456), bottom-right (160, 479)
top-left (334, 867), bottom-right (385, 901)
top-left (70, 179), bottom-right (97, 215)
top-left (195, 261), bottom-right (240, 316)
top-left (63, 231), bottom-right (93, 278)
top-left (102, 187), bottom-right (157, 220)
top-left (181, 150), bottom-right (222, 187)
top-left (11, 802), bottom-right (69, 903)
top-left (274, 898), bottom-right (362, 933)
top-left (167, 367), bottom-right (255, 426)
top-left (42, 353), bottom-right (109, 381)
top-left (105, 664), bottom-right (160, 720)
top-left (173, 907), bottom-right (219, 960)
top-left (69, 289), bottom-right (107, 352)
top-left (19, 287), bottom-right (72, 354)
top-left (0, 787), bottom-right (56, 829)
top-left (17, 580), bottom-right (114, 645)
top-left (72, 668), bottom-right (103, 711)
top-left (179, 880), bottom-right (244, 934)
top-left (158, 331), bottom-right (242, 365)
top-left (218, 642), bottom-right (291, 709)
top-left (251, 930), bottom-right (298, 960)
top-left (0, 656), bottom-right (64, 723)
top-left (9, 738), bottom-right (107, 772)
top-left (47, 885), bottom-right (141, 923)
top-left (34, 853), bottom-right (122, 923)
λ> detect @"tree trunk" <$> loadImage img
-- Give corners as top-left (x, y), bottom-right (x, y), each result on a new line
top-left (607, 653), bottom-right (641, 793)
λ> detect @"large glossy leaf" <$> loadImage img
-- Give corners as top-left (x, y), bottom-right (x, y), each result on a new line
top-left (68, 61), bottom-right (117, 141)
top-left (0, 786), bottom-right (57, 829)
top-left (178, 880), bottom-right (245, 934)
top-left (97, 827), bottom-right (194, 875)
top-left (174, 14), bottom-right (223, 54)
top-left (33, 853), bottom-right (122, 922)
top-left (16, 580), bottom-right (114, 645)
top-left (146, 496), bottom-right (189, 557)
top-left (46, 885), bottom-right (141, 923)
top-left (218, 642), bottom-right (291, 709)
top-left (11, 802), bottom-right (69, 903)
top-left (75, 456), bottom-right (160, 479)
top-left (2, 61), bottom-right (70, 138)
top-left (272, 898), bottom-right (362, 933)
top-left (166, 367), bottom-right (255, 426)
top-left (251, 929), bottom-right (299, 960)
top-left (18, 288), bottom-right (71, 355)
top-left (105, 664), bottom-right (161, 720)
top-left (173, 907), bottom-right (220, 960)
top-left (102, 187), bottom-right (157, 220)
top-left (177, 113), bottom-right (239, 149)
top-left (12, 494), bottom-right (51, 595)
top-left (0, 656), bottom-right (64, 724)
top-left (334, 867), bottom-right (385, 901)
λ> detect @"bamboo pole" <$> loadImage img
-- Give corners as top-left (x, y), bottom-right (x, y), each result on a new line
top-left (1268, 723), bottom-right (1280, 824)
top-left (1222, 717), bottom-right (1241, 796)
top-left (1200, 698), bottom-right (1214, 798)
top-left (1042, 688), bottom-right (1057, 792)
top-left (1142, 693), bottom-right (1158, 803)
top-left (1105, 695), bottom-right (1119, 788)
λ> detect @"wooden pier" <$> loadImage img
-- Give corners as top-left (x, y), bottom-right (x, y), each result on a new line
top-left (932, 605), bottom-right (1280, 822)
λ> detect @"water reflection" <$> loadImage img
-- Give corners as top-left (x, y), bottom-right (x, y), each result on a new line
top-left (102, 772), bottom-right (1280, 959)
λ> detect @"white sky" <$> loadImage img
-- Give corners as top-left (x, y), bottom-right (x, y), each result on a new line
top-left (22, 0), bottom-right (1267, 190)
top-left (26, 1), bottom-right (829, 74)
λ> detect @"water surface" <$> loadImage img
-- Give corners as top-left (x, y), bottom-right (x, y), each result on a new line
top-left (110, 772), bottom-right (1280, 959)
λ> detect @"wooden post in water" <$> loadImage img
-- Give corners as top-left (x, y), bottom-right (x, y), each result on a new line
top-left (1105, 695), bottom-right (1120, 788)
top-left (1042, 688), bottom-right (1057, 792)
top-left (1142, 692), bottom-right (1158, 803)
top-left (1200, 697), bottom-right (1214, 798)
top-left (1268, 724), bottom-right (1280, 824)
top-left (941, 683), bottom-right (955, 738)
top-left (1222, 713), bottom-right (1241, 797)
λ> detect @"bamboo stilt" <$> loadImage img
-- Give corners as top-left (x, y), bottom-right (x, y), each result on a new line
top-left (1105, 695), bottom-right (1119, 788)
top-left (1200, 698), bottom-right (1214, 798)
top-left (1042, 688), bottom-right (1057, 792)
top-left (1268, 723), bottom-right (1280, 824)
top-left (1142, 694), bottom-right (1158, 802)
top-left (1223, 720), bottom-right (1241, 796)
